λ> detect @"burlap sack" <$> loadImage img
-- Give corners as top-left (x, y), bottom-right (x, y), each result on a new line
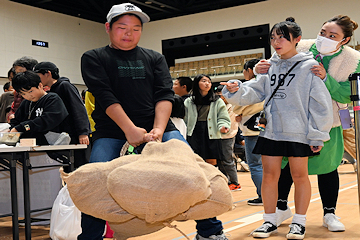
top-left (107, 139), bottom-right (212, 223)
top-left (61, 139), bottom-right (233, 239)
top-left (108, 217), bottom-right (166, 240)
top-left (60, 155), bottom-right (140, 222)
top-left (174, 156), bottom-right (233, 221)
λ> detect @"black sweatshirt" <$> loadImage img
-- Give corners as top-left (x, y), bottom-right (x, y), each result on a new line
top-left (10, 92), bottom-right (68, 143)
top-left (50, 77), bottom-right (90, 141)
top-left (81, 45), bottom-right (176, 141)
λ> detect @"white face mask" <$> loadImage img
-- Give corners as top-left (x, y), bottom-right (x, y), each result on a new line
top-left (315, 35), bottom-right (344, 55)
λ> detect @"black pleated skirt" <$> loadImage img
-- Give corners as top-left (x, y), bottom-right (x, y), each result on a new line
top-left (187, 121), bottom-right (223, 160)
top-left (253, 136), bottom-right (316, 157)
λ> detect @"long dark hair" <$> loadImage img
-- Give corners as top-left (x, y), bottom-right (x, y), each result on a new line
top-left (191, 74), bottom-right (218, 105)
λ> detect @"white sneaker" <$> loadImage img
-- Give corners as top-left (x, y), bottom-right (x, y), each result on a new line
top-left (276, 207), bottom-right (293, 226)
top-left (240, 161), bottom-right (250, 172)
top-left (323, 213), bottom-right (345, 232)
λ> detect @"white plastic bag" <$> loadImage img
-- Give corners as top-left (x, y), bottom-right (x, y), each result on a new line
top-left (50, 185), bottom-right (82, 240)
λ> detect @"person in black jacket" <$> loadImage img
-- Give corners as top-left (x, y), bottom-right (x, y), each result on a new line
top-left (9, 71), bottom-right (68, 144)
top-left (34, 61), bottom-right (91, 168)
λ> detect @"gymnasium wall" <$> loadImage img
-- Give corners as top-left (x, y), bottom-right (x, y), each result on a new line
top-left (0, 0), bottom-right (359, 88)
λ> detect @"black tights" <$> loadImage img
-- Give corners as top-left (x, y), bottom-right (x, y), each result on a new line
top-left (277, 163), bottom-right (339, 215)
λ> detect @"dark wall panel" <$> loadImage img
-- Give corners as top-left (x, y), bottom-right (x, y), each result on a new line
top-left (162, 24), bottom-right (271, 67)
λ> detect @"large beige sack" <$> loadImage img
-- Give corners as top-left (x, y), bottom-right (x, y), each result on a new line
top-left (60, 155), bottom-right (140, 222)
top-left (61, 139), bottom-right (233, 239)
top-left (107, 139), bottom-right (212, 223)
top-left (174, 157), bottom-right (233, 221)
top-left (108, 218), bottom-right (166, 240)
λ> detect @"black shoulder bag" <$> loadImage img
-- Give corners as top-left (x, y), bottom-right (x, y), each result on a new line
top-left (258, 60), bottom-right (302, 130)
top-left (265, 60), bottom-right (302, 107)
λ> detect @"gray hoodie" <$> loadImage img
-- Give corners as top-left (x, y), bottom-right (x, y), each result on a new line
top-left (222, 52), bottom-right (333, 147)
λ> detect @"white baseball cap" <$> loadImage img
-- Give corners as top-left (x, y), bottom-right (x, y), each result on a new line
top-left (107, 3), bottom-right (150, 23)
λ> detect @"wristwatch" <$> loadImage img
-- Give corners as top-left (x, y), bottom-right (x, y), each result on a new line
top-left (24, 124), bottom-right (30, 131)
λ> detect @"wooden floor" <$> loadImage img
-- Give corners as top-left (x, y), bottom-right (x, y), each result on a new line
top-left (1, 163), bottom-right (359, 240)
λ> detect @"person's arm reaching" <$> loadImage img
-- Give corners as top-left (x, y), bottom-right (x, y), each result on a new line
top-left (106, 103), bottom-right (147, 147)
top-left (147, 100), bottom-right (172, 142)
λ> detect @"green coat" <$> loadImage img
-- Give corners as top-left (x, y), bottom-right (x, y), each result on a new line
top-left (184, 98), bottom-right (231, 139)
top-left (282, 40), bottom-right (360, 175)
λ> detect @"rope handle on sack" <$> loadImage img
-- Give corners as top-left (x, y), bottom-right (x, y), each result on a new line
top-left (120, 139), bottom-right (162, 157)
top-left (120, 141), bottom-right (131, 157)
top-left (163, 222), bottom-right (190, 240)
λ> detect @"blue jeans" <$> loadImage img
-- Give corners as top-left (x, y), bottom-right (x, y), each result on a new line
top-left (244, 135), bottom-right (263, 198)
top-left (78, 130), bottom-right (222, 240)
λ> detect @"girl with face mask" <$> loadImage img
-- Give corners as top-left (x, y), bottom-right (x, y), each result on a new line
top-left (255, 15), bottom-right (360, 234)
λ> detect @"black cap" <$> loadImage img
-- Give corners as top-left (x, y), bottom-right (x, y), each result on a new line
top-left (33, 62), bottom-right (58, 73)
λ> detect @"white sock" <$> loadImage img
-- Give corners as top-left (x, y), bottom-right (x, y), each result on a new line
top-left (292, 213), bottom-right (306, 226)
top-left (263, 213), bottom-right (277, 226)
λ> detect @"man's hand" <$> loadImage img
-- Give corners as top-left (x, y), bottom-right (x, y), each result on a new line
top-left (105, 103), bottom-right (147, 147)
top-left (145, 127), bottom-right (164, 142)
top-left (124, 126), bottom-right (147, 147)
top-left (79, 135), bottom-right (90, 145)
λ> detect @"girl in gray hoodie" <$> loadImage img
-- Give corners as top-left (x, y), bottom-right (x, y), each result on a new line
top-left (222, 18), bottom-right (333, 239)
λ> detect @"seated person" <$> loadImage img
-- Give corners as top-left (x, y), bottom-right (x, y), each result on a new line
top-left (9, 71), bottom-right (68, 146)
top-left (0, 82), bottom-right (14, 122)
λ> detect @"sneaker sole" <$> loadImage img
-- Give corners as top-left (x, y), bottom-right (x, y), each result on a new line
top-left (247, 202), bottom-right (263, 206)
top-left (231, 188), bottom-right (242, 191)
top-left (286, 233), bottom-right (305, 239)
top-left (252, 229), bottom-right (277, 238)
top-left (322, 223), bottom-right (345, 232)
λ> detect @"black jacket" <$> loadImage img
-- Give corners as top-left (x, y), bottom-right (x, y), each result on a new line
top-left (50, 77), bottom-right (91, 142)
top-left (10, 92), bottom-right (68, 143)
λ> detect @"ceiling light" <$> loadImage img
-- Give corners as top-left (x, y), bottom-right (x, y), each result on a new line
top-left (145, 1), bottom-right (152, 4)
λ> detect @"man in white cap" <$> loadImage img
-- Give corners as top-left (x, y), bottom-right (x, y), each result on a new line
top-left (79, 3), bottom-right (228, 240)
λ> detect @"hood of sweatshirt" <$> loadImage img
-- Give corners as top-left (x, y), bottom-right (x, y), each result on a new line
top-left (269, 51), bottom-right (315, 71)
